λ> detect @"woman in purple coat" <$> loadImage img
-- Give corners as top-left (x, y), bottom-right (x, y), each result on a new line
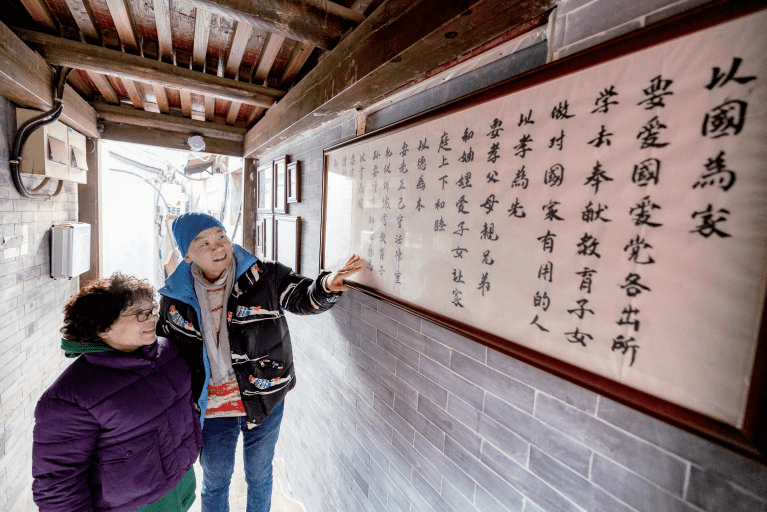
top-left (32, 274), bottom-right (202, 512)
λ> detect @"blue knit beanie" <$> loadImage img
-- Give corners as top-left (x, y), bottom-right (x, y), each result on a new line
top-left (172, 212), bottom-right (225, 257)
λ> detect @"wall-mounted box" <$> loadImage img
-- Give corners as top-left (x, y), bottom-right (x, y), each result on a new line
top-left (51, 222), bottom-right (91, 279)
top-left (16, 108), bottom-right (89, 184)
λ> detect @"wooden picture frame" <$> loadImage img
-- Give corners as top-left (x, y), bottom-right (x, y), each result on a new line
top-left (256, 163), bottom-right (273, 214)
top-left (255, 217), bottom-right (266, 259)
top-left (287, 161), bottom-right (301, 203)
top-left (320, 1), bottom-right (767, 460)
top-left (262, 214), bottom-right (274, 260)
top-left (275, 215), bottom-right (301, 273)
top-left (274, 156), bottom-right (288, 214)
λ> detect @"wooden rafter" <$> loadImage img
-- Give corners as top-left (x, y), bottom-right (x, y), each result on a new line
top-left (153, 0), bottom-right (173, 62)
top-left (105, 0), bottom-right (138, 51)
top-left (192, 8), bottom-right (213, 119)
top-left (225, 21), bottom-right (253, 124)
top-left (193, 8), bottom-right (212, 70)
top-left (18, 0), bottom-right (57, 30)
top-left (280, 41), bottom-right (313, 84)
top-left (246, 32), bottom-right (285, 124)
top-left (89, 72), bottom-right (120, 104)
top-left (62, 0), bottom-right (100, 43)
top-left (183, 0), bottom-right (356, 51)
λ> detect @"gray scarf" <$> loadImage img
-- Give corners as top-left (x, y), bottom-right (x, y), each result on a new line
top-left (192, 258), bottom-right (236, 386)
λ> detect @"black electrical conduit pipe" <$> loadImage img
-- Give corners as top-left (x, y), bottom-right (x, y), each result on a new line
top-left (9, 66), bottom-right (73, 199)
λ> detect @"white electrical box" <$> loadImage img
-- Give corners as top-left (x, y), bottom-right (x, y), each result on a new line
top-left (51, 222), bottom-right (91, 279)
top-left (16, 108), bottom-right (89, 184)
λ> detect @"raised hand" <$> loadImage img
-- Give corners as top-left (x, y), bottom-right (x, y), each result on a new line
top-left (325, 254), bottom-right (364, 292)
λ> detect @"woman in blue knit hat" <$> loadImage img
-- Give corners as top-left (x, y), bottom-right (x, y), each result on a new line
top-left (157, 212), bottom-right (362, 512)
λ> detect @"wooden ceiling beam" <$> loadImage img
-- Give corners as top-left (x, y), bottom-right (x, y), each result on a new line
top-left (244, 0), bottom-right (554, 157)
top-left (0, 20), bottom-right (97, 137)
top-left (183, 0), bottom-right (356, 51)
top-left (301, 0), bottom-right (365, 24)
top-left (15, 28), bottom-right (285, 108)
top-left (99, 121), bottom-right (243, 156)
top-left (93, 102), bottom-right (246, 141)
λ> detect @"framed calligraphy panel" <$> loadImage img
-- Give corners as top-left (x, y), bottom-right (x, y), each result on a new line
top-left (321, 2), bottom-right (767, 458)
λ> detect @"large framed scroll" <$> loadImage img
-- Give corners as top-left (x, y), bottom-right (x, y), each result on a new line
top-left (321, 2), bottom-right (767, 458)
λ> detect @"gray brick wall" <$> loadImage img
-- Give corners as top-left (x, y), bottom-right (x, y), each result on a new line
top-left (278, 290), bottom-right (767, 511)
top-left (0, 95), bottom-right (80, 511)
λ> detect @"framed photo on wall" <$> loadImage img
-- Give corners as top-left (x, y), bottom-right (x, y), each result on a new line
top-left (255, 217), bottom-right (266, 259)
top-left (262, 215), bottom-right (274, 261)
top-left (256, 163), bottom-right (273, 214)
top-left (287, 161), bottom-right (301, 203)
top-left (274, 156), bottom-right (288, 214)
top-left (275, 215), bottom-right (301, 273)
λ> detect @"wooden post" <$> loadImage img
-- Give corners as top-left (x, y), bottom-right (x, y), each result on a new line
top-left (78, 138), bottom-right (102, 287)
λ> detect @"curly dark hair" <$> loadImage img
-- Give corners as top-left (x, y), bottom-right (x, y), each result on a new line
top-left (61, 273), bottom-right (155, 342)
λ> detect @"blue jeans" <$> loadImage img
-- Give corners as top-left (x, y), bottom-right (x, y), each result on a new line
top-left (200, 400), bottom-right (285, 512)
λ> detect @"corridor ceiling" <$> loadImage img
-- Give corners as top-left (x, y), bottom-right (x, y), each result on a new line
top-left (2, 0), bottom-right (553, 157)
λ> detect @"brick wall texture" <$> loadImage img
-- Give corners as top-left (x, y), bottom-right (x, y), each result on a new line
top-left (277, 292), bottom-right (767, 511)
top-left (0, 96), bottom-right (80, 510)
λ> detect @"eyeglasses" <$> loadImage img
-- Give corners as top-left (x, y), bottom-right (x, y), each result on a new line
top-left (120, 304), bottom-right (159, 322)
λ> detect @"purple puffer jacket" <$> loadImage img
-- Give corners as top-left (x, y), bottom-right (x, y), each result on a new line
top-left (32, 338), bottom-right (202, 512)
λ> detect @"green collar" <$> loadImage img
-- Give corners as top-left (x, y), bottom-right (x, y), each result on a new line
top-left (60, 338), bottom-right (114, 358)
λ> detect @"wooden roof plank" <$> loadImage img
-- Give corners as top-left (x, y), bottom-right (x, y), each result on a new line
top-left (180, 89), bottom-right (192, 116)
top-left (279, 41), bottom-right (313, 84)
top-left (153, 0), bottom-right (173, 62)
top-left (225, 21), bottom-right (252, 78)
top-left (122, 77), bottom-right (144, 108)
top-left (105, 0), bottom-right (138, 51)
top-left (88, 71), bottom-right (120, 103)
top-left (224, 21), bottom-right (252, 124)
top-left (192, 8), bottom-right (212, 70)
top-left (246, 32), bottom-right (285, 125)
top-left (152, 82), bottom-right (170, 113)
top-left (19, 0), bottom-right (57, 30)
top-left (252, 32), bottom-right (284, 83)
top-left (204, 95), bottom-right (215, 121)
top-left (62, 0), bottom-right (101, 43)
